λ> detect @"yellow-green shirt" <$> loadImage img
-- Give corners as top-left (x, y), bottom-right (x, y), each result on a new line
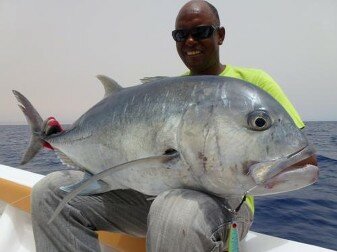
top-left (186, 65), bottom-right (305, 214)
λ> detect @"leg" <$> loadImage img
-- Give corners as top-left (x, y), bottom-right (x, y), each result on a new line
top-left (31, 170), bottom-right (151, 252)
top-left (146, 189), bottom-right (253, 252)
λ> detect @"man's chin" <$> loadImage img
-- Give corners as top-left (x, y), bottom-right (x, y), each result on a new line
top-left (184, 61), bottom-right (207, 74)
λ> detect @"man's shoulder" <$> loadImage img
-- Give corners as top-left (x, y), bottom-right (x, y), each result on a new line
top-left (222, 65), bottom-right (272, 85)
top-left (223, 65), bottom-right (269, 76)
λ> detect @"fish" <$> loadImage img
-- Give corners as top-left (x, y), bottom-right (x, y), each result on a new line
top-left (13, 75), bottom-right (319, 223)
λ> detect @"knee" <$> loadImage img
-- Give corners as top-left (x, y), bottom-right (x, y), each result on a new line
top-left (151, 189), bottom-right (226, 229)
top-left (31, 172), bottom-right (63, 220)
top-left (32, 171), bottom-right (63, 205)
top-left (147, 189), bottom-right (229, 252)
top-left (31, 170), bottom-right (85, 219)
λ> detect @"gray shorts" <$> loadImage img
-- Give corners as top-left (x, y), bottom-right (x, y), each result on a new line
top-left (31, 170), bottom-right (253, 252)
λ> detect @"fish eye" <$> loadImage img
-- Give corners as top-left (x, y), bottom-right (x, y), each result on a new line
top-left (247, 110), bottom-right (272, 131)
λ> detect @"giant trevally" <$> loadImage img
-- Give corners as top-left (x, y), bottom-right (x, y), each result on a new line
top-left (13, 75), bottom-right (318, 222)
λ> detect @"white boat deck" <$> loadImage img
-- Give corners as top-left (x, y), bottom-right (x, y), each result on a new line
top-left (0, 164), bottom-right (335, 252)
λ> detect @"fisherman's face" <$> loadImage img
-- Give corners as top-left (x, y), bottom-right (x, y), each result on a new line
top-left (174, 4), bottom-right (224, 74)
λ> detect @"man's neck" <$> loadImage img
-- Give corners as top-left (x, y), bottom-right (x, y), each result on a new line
top-left (190, 64), bottom-right (226, 76)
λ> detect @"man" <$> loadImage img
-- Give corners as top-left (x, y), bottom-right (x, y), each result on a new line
top-left (32, 1), bottom-right (316, 251)
top-left (169, 0), bottom-right (317, 249)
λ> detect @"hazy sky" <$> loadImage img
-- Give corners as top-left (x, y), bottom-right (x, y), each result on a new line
top-left (1, 0), bottom-right (336, 124)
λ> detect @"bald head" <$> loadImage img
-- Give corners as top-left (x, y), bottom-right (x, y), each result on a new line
top-left (173, 0), bottom-right (225, 75)
top-left (176, 0), bottom-right (220, 28)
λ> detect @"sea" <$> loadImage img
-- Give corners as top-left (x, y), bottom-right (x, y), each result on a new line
top-left (0, 122), bottom-right (336, 251)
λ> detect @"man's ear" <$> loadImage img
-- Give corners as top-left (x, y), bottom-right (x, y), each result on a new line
top-left (218, 26), bottom-right (225, 45)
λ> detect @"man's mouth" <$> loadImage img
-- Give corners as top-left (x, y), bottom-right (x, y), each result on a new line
top-left (186, 50), bottom-right (201, 56)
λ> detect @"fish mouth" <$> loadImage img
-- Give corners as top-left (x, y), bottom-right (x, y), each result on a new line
top-left (249, 144), bottom-right (317, 185)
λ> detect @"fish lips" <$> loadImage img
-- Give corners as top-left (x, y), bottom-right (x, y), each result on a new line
top-left (248, 144), bottom-right (318, 186)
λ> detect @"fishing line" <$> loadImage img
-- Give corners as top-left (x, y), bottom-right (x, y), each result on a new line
top-left (8, 193), bottom-right (32, 207)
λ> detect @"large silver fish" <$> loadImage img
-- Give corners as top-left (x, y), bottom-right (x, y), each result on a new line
top-left (13, 75), bottom-right (318, 222)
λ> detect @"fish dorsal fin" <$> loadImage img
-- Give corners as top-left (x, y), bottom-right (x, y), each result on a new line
top-left (96, 75), bottom-right (123, 98)
top-left (140, 76), bottom-right (169, 84)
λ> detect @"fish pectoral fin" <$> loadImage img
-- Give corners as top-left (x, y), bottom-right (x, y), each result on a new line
top-left (48, 152), bottom-right (179, 224)
top-left (60, 171), bottom-right (111, 196)
top-left (55, 150), bottom-right (105, 193)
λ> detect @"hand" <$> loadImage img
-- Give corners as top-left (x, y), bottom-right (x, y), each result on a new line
top-left (41, 117), bottom-right (63, 149)
top-left (42, 117), bottom-right (63, 136)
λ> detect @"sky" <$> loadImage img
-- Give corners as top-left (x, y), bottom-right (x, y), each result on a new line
top-left (1, 0), bottom-right (336, 124)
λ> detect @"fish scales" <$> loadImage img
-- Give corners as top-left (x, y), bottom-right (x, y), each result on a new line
top-left (48, 79), bottom-right (219, 167)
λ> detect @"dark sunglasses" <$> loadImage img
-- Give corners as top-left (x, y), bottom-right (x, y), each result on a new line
top-left (172, 25), bottom-right (219, 42)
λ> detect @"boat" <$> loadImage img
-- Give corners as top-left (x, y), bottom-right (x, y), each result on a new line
top-left (0, 164), bottom-right (334, 252)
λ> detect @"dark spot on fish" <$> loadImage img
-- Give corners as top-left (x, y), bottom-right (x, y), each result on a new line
top-left (266, 145), bottom-right (270, 154)
top-left (182, 229), bottom-right (186, 237)
top-left (229, 164), bottom-right (238, 174)
top-left (198, 152), bottom-right (208, 171)
top-left (198, 152), bottom-right (207, 161)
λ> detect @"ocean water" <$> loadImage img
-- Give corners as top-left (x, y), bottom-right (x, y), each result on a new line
top-left (0, 122), bottom-right (336, 251)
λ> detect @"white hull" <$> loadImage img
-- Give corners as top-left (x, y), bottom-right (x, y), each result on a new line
top-left (0, 164), bottom-right (334, 252)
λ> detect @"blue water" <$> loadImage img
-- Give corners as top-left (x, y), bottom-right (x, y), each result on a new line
top-left (0, 122), bottom-right (336, 251)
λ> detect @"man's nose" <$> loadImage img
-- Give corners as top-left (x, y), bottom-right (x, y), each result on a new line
top-left (185, 34), bottom-right (197, 46)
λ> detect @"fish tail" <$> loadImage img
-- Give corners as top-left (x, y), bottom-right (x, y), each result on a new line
top-left (12, 90), bottom-right (44, 165)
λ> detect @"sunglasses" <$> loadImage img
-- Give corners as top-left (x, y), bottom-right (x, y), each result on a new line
top-left (172, 25), bottom-right (219, 42)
